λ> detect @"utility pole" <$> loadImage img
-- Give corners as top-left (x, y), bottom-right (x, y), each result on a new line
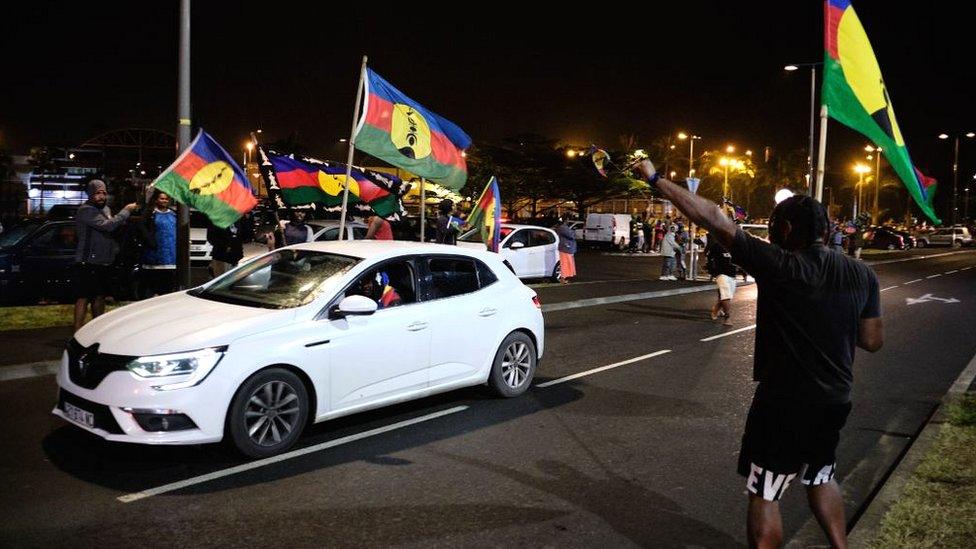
top-left (176, 0), bottom-right (192, 289)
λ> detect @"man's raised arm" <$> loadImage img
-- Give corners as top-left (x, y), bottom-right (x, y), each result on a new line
top-left (634, 160), bottom-right (738, 249)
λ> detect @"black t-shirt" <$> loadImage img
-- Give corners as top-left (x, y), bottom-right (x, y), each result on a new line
top-left (705, 240), bottom-right (737, 277)
top-left (729, 229), bottom-right (881, 403)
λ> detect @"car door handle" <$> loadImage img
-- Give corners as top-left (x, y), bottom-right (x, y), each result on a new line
top-left (406, 321), bottom-right (429, 331)
top-left (478, 307), bottom-right (497, 317)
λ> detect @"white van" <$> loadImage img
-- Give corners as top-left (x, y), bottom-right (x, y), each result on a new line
top-left (581, 213), bottom-right (632, 249)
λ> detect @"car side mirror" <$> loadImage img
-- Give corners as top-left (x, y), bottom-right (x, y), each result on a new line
top-left (331, 294), bottom-right (378, 319)
top-left (510, 241), bottom-right (525, 250)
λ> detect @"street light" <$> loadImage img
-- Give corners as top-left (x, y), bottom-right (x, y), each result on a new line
top-left (719, 157), bottom-right (731, 198)
top-left (677, 131), bottom-right (702, 280)
top-left (725, 144), bottom-right (735, 154)
top-left (785, 62), bottom-right (823, 195)
top-left (938, 132), bottom-right (975, 225)
top-left (677, 132), bottom-right (701, 178)
top-left (566, 149), bottom-right (577, 158)
top-left (854, 163), bottom-right (871, 218)
top-left (244, 141), bottom-right (255, 166)
top-left (864, 144), bottom-right (883, 222)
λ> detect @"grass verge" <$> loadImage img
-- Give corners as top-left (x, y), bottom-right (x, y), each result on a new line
top-left (0, 302), bottom-right (128, 332)
top-left (870, 393), bottom-right (976, 548)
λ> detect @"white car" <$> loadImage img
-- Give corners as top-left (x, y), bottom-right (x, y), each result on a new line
top-left (242, 219), bottom-right (370, 262)
top-left (53, 241), bottom-right (544, 458)
top-left (457, 224), bottom-right (561, 281)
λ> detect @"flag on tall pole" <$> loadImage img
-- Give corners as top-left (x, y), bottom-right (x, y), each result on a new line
top-left (354, 68), bottom-right (471, 190)
top-left (466, 176), bottom-right (502, 252)
top-left (153, 130), bottom-right (257, 228)
top-left (822, 0), bottom-right (940, 223)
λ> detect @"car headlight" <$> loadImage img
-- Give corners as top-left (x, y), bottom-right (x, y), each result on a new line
top-left (126, 346), bottom-right (226, 391)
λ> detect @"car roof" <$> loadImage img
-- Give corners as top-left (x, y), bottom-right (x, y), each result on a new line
top-left (502, 223), bottom-right (556, 232)
top-left (289, 239), bottom-right (508, 263)
top-left (307, 219), bottom-right (367, 228)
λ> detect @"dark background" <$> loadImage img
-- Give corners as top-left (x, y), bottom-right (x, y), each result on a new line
top-left (1, 1), bottom-right (972, 212)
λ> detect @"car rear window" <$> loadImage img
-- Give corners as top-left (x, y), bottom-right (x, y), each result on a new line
top-left (427, 257), bottom-right (479, 299)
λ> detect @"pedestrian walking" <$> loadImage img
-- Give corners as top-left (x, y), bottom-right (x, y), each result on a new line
top-left (207, 216), bottom-right (252, 278)
top-left (659, 225), bottom-right (678, 280)
top-left (435, 199), bottom-right (459, 245)
top-left (635, 160), bottom-right (883, 549)
top-left (675, 222), bottom-right (688, 278)
top-left (629, 215), bottom-right (643, 253)
top-left (555, 217), bottom-right (577, 284)
top-left (137, 190), bottom-right (177, 298)
top-left (73, 179), bottom-right (138, 331)
top-left (705, 236), bottom-right (737, 326)
top-left (642, 218), bottom-right (654, 253)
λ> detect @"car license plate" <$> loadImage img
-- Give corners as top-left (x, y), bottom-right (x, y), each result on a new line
top-left (64, 402), bottom-right (95, 428)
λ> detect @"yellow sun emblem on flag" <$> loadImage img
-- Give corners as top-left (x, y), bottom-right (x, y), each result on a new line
top-left (189, 161), bottom-right (235, 195)
top-left (317, 171), bottom-right (359, 197)
top-left (391, 104), bottom-right (432, 160)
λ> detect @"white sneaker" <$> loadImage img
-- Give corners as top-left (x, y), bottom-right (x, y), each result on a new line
top-left (659, 276), bottom-right (669, 280)
top-left (667, 276), bottom-right (678, 280)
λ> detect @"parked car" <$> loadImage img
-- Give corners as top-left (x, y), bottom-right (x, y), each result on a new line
top-left (189, 210), bottom-right (213, 263)
top-left (917, 226), bottom-right (973, 248)
top-left (0, 219), bottom-right (142, 304)
top-left (54, 241), bottom-right (544, 458)
top-left (241, 219), bottom-right (370, 263)
top-left (457, 223), bottom-right (561, 281)
top-left (46, 204), bottom-right (82, 220)
top-left (580, 213), bottom-right (631, 249)
top-left (568, 220), bottom-right (585, 241)
top-left (865, 226), bottom-right (908, 250)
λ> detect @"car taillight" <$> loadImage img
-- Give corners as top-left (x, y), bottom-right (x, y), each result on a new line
top-left (532, 295), bottom-right (541, 309)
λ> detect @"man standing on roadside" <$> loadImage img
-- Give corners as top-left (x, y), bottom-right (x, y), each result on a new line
top-left (73, 179), bottom-right (138, 331)
top-left (705, 235), bottom-right (737, 326)
top-left (634, 160), bottom-right (883, 549)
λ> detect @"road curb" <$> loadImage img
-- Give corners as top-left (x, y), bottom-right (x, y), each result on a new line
top-left (541, 282), bottom-right (737, 312)
top-left (785, 349), bottom-right (976, 548)
top-left (0, 360), bottom-right (60, 382)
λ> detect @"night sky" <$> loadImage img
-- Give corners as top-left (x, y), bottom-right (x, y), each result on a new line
top-left (2, 1), bottom-right (972, 199)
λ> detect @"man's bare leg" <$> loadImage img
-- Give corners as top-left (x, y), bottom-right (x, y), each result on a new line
top-left (747, 493), bottom-right (783, 549)
top-left (74, 298), bottom-right (88, 332)
top-left (806, 480), bottom-right (847, 549)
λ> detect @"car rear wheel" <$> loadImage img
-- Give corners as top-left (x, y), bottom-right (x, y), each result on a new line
top-left (952, 240), bottom-right (962, 248)
top-left (227, 368), bottom-right (309, 458)
top-left (550, 261), bottom-right (561, 282)
top-left (488, 332), bottom-right (537, 398)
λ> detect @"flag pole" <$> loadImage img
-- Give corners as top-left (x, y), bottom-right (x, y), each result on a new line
top-left (339, 55), bottom-right (367, 240)
top-left (420, 177), bottom-right (427, 241)
top-left (814, 104), bottom-right (829, 203)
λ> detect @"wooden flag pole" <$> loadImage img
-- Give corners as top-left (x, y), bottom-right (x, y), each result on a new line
top-left (339, 55), bottom-right (368, 240)
top-left (420, 178), bottom-right (427, 242)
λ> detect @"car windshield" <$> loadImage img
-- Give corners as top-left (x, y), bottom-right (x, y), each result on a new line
top-left (0, 222), bottom-right (41, 249)
top-left (459, 226), bottom-right (514, 243)
top-left (192, 249), bottom-right (360, 309)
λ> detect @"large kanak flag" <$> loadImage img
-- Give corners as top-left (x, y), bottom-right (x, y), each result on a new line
top-left (355, 68), bottom-right (471, 190)
top-left (823, 0), bottom-right (939, 223)
top-left (153, 130), bottom-right (257, 228)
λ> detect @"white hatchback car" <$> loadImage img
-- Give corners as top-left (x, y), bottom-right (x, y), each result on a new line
top-left (54, 241), bottom-right (544, 458)
top-left (457, 224), bottom-right (561, 281)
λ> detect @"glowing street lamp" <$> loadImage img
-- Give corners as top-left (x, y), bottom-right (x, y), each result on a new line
top-left (854, 163), bottom-right (871, 217)
top-left (677, 132), bottom-right (701, 179)
top-left (938, 132), bottom-right (975, 224)
top-left (566, 149), bottom-right (577, 158)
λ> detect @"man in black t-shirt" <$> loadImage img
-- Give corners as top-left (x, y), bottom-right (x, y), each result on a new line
top-left (705, 236), bottom-right (738, 326)
top-left (634, 160), bottom-right (883, 549)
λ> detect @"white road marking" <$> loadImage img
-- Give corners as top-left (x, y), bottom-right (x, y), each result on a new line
top-left (867, 250), bottom-right (972, 266)
top-left (961, 266), bottom-right (973, 271)
top-left (926, 274), bottom-right (942, 279)
top-left (536, 349), bottom-right (671, 388)
top-left (880, 286), bottom-right (898, 292)
top-left (117, 405), bottom-right (469, 504)
top-left (700, 325), bottom-right (757, 342)
top-left (945, 270), bottom-right (958, 274)
top-left (904, 279), bottom-right (922, 285)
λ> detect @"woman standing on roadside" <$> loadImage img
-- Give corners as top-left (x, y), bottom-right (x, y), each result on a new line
top-left (555, 218), bottom-right (578, 284)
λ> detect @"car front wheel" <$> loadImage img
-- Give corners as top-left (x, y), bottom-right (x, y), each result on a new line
top-left (488, 332), bottom-right (537, 398)
top-left (227, 368), bottom-right (309, 458)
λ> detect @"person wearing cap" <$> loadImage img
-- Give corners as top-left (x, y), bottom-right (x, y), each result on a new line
top-left (73, 179), bottom-right (138, 331)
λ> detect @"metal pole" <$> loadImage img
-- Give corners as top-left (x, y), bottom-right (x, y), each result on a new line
top-left (420, 178), bottom-right (426, 241)
top-left (872, 150), bottom-right (881, 224)
top-left (176, 0), bottom-right (192, 289)
top-left (952, 136), bottom-right (959, 225)
top-left (339, 55), bottom-right (368, 239)
top-left (687, 137), bottom-right (697, 281)
top-left (814, 105), bottom-right (829, 202)
top-left (808, 66), bottom-right (817, 194)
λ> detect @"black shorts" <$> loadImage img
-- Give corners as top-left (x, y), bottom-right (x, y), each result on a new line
top-left (737, 390), bottom-right (851, 501)
top-left (73, 263), bottom-right (114, 299)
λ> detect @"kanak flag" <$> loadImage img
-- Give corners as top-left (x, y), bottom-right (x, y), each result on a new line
top-left (153, 130), bottom-right (257, 228)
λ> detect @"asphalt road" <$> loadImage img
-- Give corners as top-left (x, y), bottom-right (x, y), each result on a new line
top-left (1, 249), bottom-right (974, 547)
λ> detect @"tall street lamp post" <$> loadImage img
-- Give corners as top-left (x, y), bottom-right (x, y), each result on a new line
top-left (854, 163), bottom-right (870, 218)
top-left (785, 62), bottom-right (823, 195)
top-left (865, 145), bottom-right (882, 223)
top-left (938, 132), bottom-right (975, 225)
top-left (677, 132), bottom-right (701, 281)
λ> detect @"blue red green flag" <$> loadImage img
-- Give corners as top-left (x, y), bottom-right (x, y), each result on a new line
top-left (466, 176), bottom-right (502, 252)
top-left (152, 130), bottom-right (257, 228)
top-left (355, 68), bottom-right (471, 190)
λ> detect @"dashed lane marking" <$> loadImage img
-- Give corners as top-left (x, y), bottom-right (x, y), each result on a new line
top-left (700, 325), bottom-right (757, 342)
top-left (535, 349), bottom-right (671, 388)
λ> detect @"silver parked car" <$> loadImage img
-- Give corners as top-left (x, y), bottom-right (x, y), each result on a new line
top-left (917, 227), bottom-right (973, 248)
